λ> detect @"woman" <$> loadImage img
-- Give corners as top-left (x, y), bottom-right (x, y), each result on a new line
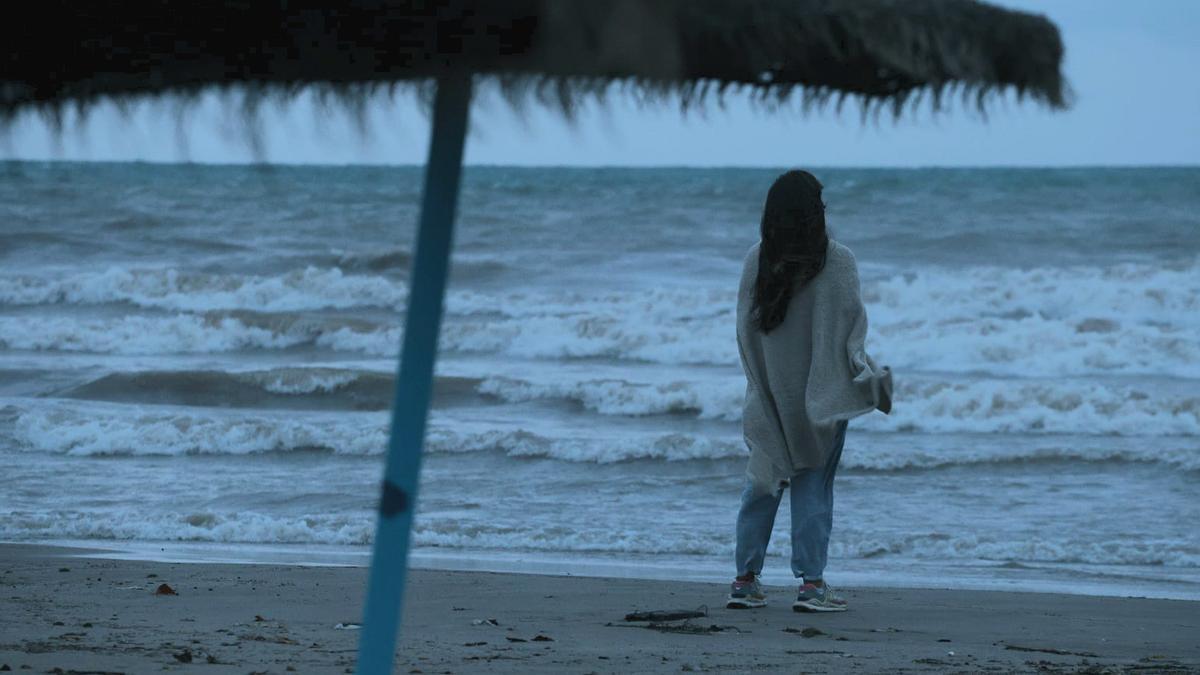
top-left (727, 170), bottom-right (892, 613)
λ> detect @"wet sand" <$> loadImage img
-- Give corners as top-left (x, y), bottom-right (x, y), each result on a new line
top-left (1, 543), bottom-right (1197, 673)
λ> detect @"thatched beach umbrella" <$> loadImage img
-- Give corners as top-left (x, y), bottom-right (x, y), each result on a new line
top-left (3, 1), bottom-right (1065, 672)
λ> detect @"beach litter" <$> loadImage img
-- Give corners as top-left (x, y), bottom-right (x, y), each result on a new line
top-left (624, 608), bottom-right (707, 622)
top-left (471, 618), bottom-right (500, 627)
top-left (783, 626), bottom-right (826, 638)
top-left (153, 583), bottom-right (177, 596)
top-left (662, 623), bottom-right (739, 635)
top-left (241, 633), bottom-right (300, 645)
top-left (616, 605), bottom-right (735, 635)
top-left (1000, 643), bottom-right (1098, 658)
top-left (173, 649), bottom-right (192, 663)
top-left (504, 633), bottom-right (554, 643)
top-left (333, 622), bottom-right (361, 631)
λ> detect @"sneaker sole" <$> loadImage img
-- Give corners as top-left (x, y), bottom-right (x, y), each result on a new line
top-left (726, 596), bottom-right (767, 609)
top-left (792, 601), bottom-right (848, 613)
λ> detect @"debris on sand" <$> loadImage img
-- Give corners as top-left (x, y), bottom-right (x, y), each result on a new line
top-left (618, 605), bottom-right (731, 635)
top-left (173, 648), bottom-right (193, 663)
top-left (1001, 643), bottom-right (1098, 657)
top-left (241, 633), bottom-right (299, 645)
top-left (624, 608), bottom-right (707, 622)
top-left (333, 622), bottom-right (361, 630)
top-left (153, 583), bottom-right (177, 596)
top-left (609, 621), bottom-right (739, 635)
top-left (784, 626), bottom-right (825, 638)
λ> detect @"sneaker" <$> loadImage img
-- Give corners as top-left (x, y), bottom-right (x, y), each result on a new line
top-left (726, 576), bottom-right (767, 609)
top-left (792, 582), bottom-right (848, 612)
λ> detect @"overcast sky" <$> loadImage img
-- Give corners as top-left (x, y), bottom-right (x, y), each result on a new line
top-left (5, 0), bottom-right (1198, 167)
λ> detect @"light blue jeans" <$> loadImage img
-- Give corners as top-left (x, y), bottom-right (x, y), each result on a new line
top-left (735, 421), bottom-right (847, 581)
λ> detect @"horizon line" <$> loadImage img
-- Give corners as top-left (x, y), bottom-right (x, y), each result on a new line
top-left (3, 158), bottom-right (1198, 171)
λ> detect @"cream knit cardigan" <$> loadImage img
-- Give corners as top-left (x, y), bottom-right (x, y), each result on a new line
top-left (736, 239), bottom-right (892, 494)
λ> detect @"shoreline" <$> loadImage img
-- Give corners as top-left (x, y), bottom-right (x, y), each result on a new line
top-left (2, 543), bottom-right (1199, 673)
top-left (14, 538), bottom-right (1200, 603)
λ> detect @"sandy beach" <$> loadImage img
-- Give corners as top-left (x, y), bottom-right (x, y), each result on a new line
top-left (0, 544), bottom-right (1196, 674)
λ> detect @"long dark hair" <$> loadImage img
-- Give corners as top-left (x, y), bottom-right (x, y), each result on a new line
top-left (752, 170), bottom-right (828, 333)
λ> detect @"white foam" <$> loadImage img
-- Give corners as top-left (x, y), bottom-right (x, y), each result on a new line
top-left (827, 532), bottom-right (1200, 569)
top-left (10, 401), bottom-right (389, 456)
top-left (0, 511), bottom-right (373, 546)
top-left (4, 513), bottom-right (1195, 570)
top-left (868, 260), bottom-right (1200, 378)
top-left (0, 266), bottom-right (404, 312)
top-left (440, 259), bottom-right (1200, 377)
top-left (842, 437), bottom-right (1200, 473)
top-left (238, 368), bottom-right (364, 394)
top-left (315, 325), bottom-right (402, 355)
top-left (424, 425), bottom-right (746, 464)
top-left (865, 376), bottom-right (1200, 437)
top-left (7, 396), bottom-right (1197, 469)
top-left (4, 507), bottom-right (1195, 575)
top-left (440, 287), bottom-right (737, 365)
top-left (3, 260), bottom-right (1197, 380)
top-left (410, 524), bottom-right (1200, 569)
top-left (474, 369), bottom-right (1199, 437)
top-left (477, 374), bottom-right (742, 420)
top-left (0, 314), bottom-right (391, 356)
top-left (0, 314), bottom-right (303, 354)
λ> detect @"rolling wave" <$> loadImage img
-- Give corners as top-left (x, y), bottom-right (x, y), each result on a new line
top-left (2, 259), bottom-right (1195, 379)
top-left (7, 400), bottom-right (1198, 469)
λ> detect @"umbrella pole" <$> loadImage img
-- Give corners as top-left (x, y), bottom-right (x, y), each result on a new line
top-left (357, 75), bottom-right (472, 675)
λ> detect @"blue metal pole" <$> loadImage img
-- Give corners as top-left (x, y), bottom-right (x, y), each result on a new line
top-left (357, 75), bottom-right (472, 675)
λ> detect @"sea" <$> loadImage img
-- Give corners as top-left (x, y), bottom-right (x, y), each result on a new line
top-left (1, 161), bottom-right (1197, 599)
